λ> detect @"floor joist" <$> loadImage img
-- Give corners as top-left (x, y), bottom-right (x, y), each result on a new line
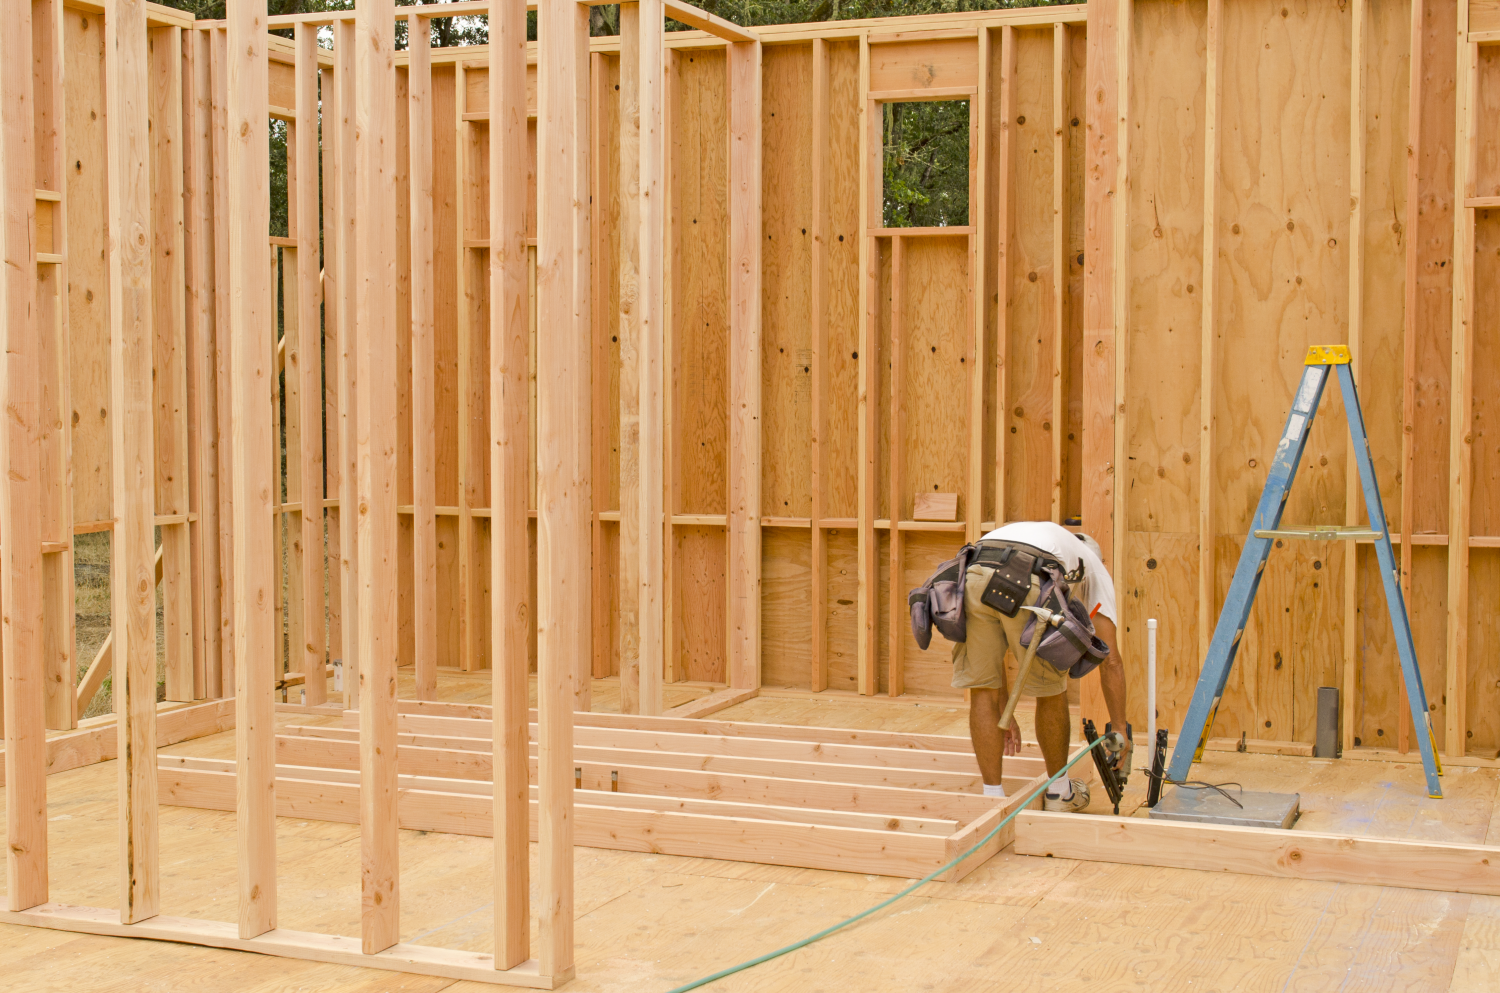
top-left (157, 762), bottom-right (969, 878)
top-left (286, 720), bottom-right (1006, 775)
top-left (1014, 811), bottom-right (1500, 898)
top-left (153, 709), bottom-right (1046, 880)
top-left (0, 903), bottom-right (557, 987)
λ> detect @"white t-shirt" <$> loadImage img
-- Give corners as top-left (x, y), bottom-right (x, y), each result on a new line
top-left (980, 521), bottom-right (1117, 625)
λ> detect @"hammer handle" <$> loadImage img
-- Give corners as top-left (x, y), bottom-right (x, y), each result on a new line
top-left (998, 636), bottom-right (1041, 729)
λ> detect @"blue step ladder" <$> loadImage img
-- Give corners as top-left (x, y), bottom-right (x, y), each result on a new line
top-left (1165, 345), bottom-right (1443, 798)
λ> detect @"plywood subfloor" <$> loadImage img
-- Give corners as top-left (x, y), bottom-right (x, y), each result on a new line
top-left (299, 670), bottom-right (716, 713)
top-left (5, 686), bottom-right (1500, 992)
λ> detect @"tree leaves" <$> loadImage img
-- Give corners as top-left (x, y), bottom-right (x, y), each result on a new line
top-left (883, 100), bottom-right (969, 228)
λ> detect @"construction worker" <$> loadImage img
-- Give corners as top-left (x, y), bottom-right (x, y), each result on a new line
top-left (951, 521), bottom-right (1130, 812)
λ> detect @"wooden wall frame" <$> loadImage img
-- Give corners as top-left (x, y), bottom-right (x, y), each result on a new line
top-left (9, 0), bottom-right (1500, 982)
top-left (0, 0), bottom-right (660, 983)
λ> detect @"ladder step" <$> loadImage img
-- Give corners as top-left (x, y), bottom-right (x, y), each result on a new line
top-left (1253, 526), bottom-right (1383, 541)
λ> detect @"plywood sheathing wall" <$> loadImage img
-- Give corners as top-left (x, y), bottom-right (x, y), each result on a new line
top-left (377, 13), bottom-right (1090, 708)
top-left (22, 1), bottom-right (1500, 765)
top-left (1095, 0), bottom-right (1500, 759)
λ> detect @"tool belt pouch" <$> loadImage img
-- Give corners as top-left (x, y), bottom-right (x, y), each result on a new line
top-left (1019, 566), bottom-right (1111, 679)
top-left (908, 544), bottom-right (978, 649)
top-left (978, 547), bottom-right (1034, 618)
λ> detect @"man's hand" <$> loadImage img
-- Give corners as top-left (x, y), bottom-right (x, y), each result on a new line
top-left (1002, 715), bottom-right (1023, 756)
top-left (1112, 733), bottom-right (1133, 773)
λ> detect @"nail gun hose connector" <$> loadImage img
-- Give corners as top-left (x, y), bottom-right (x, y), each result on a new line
top-left (1105, 721), bottom-right (1133, 781)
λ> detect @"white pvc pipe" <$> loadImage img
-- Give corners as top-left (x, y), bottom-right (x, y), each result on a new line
top-left (1146, 619), bottom-right (1158, 748)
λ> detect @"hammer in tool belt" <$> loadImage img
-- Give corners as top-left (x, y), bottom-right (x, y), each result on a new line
top-left (997, 603), bottom-right (1066, 733)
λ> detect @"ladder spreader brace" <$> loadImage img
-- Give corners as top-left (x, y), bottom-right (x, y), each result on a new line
top-left (1165, 345), bottom-right (1443, 798)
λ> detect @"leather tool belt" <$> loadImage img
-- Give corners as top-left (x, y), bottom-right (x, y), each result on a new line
top-left (972, 540), bottom-right (1064, 617)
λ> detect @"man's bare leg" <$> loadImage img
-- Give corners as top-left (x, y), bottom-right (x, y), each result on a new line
top-left (1035, 690), bottom-right (1072, 777)
top-left (968, 687), bottom-right (1004, 785)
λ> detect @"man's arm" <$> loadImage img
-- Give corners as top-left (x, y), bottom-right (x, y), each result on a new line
top-left (1090, 615), bottom-right (1132, 769)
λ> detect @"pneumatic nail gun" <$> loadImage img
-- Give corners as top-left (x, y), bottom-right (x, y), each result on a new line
top-left (1082, 718), bottom-right (1131, 815)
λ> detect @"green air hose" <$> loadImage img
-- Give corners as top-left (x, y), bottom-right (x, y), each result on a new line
top-left (662, 735), bottom-right (1109, 993)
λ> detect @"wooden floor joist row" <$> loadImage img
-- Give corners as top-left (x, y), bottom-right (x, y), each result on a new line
top-left (7, 746), bottom-right (1499, 991)
top-left (0, 699), bottom-right (235, 787)
top-left (146, 703), bottom-right (1500, 901)
top-left (156, 710), bottom-right (1048, 881)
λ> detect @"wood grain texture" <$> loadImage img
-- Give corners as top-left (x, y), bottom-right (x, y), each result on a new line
top-left (320, 61), bottom-right (344, 689)
top-left (968, 28), bottom-right (989, 540)
top-left (1199, 0), bottom-right (1221, 668)
top-left (1005, 28), bottom-right (1057, 523)
top-left (1079, 0), bottom-right (1122, 730)
top-left (727, 39), bottom-right (762, 692)
top-left (225, 0), bottom-right (273, 939)
top-left (666, 50), bottom-right (729, 687)
top-left (209, 26), bottom-right (235, 695)
top-left (355, 0), bottom-right (400, 955)
top-left (1347, 0), bottom-right (1409, 753)
top-left (0, 697), bottom-right (235, 787)
top-left (810, 38), bottom-right (831, 690)
top-left (294, 26), bottom-right (326, 707)
top-left (334, 19), bottom-right (360, 710)
top-left (1403, 0), bottom-right (1456, 752)
top-left (1016, 810), bottom-right (1500, 897)
top-left (886, 235), bottom-right (904, 697)
top-left (618, 4), bottom-right (642, 710)
top-left (107, 0), bottom-right (161, 926)
top-left (1215, 0), bottom-right (1352, 519)
top-left (25, 12), bottom-right (1500, 918)
top-left (1447, 15), bottom-right (1479, 756)
top-left (856, 35), bottom-right (878, 695)
top-left (989, 26), bottom-right (1014, 528)
top-left (535, 0), bottom-right (587, 976)
top-left (66, 11), bottom-right (113, 528)
top-left (0, 903), bottom-right (554, 988)
top-left (619, 1), bottom-right (666, 716)
top-left (1051, 24), bottom-right (1069, 525)
top-left (490, 0), bottom-right (532, 968)
top-left (759, 43), bottom-right (813, 526)
top-left (3, 0), bottom-right (48, 911)
top-left (150, 28), bottom-right (193, 706)
top-left (409, 16), bottom-right (437, 702)
top-left (159, 765), bottom-right (955, 880)
top-left (13, 690), bottom-right (1500, 992)
top-left (35, 0), bottom-right (77, 730)
top-left (183, 26), bottom-right (223, 701)
top-left (589, 50), bottom-right (618, 684)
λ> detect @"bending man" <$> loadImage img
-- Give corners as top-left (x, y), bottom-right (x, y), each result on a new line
top-left (951, 521), bottom-right (1130, 811)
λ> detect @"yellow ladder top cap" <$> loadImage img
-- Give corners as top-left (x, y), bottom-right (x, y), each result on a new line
top-left (1304, 344), bottom-right (1351, 366)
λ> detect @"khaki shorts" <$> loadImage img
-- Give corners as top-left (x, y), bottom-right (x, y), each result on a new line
top-left (950, 564), bottom-right (1069, 697)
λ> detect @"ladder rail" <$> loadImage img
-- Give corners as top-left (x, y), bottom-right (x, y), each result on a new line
top-left (1165, 363), bottom-right (1330, 782)
top-left (1336, 364), bottom-right (1442, 795)
top-left (1163, 353), bottom-right (1442, 798)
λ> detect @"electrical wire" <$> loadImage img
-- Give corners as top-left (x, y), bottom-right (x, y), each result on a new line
top-left (660, 735), bottom-right (1111, 993)
top-left (1140, 766), bottom-right (1244, 808)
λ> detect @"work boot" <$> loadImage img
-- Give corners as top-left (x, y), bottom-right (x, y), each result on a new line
top-left (1043, 778), bottom-right (1090, 813)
